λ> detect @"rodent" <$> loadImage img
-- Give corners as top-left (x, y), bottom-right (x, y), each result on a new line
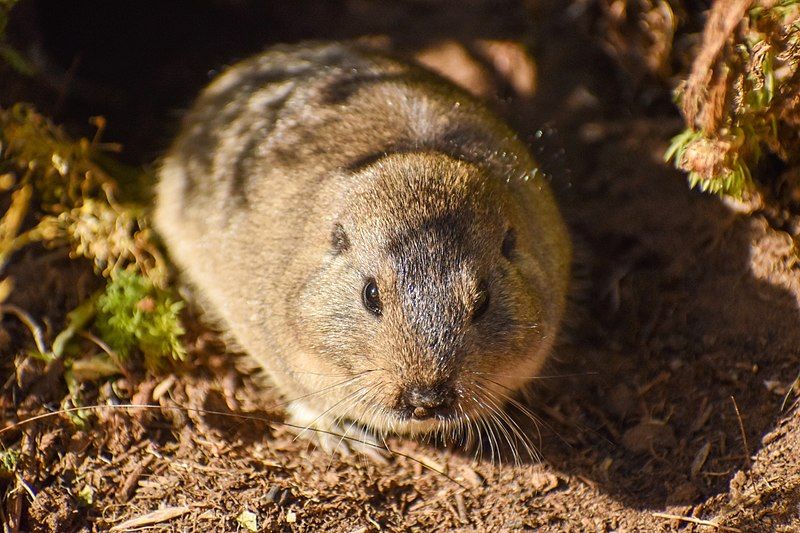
top-left (154, 42), bottom-right (571, 453)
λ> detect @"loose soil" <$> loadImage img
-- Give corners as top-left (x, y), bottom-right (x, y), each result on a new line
top-left (2, 1), bottom-right (799, 531)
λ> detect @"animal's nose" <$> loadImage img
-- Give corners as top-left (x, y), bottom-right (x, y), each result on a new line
top-left (403, 385), bottom-right (454, 420)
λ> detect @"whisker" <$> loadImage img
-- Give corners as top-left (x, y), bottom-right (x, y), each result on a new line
top-left (323, 381), bottom-right (385, 469)
top-left (474, 382), bottom-right (539, 464)
top-left (328, 380), bottom-right (381, 450)
top-left (459, 404), bottom-right (476, 453)
top-left (488, 398), bottom-right (520, 466)
top-left (292, 388), bottom-right (364, 443)
top-left (476, 376), bottom-right (569, 451)
top-left (475, 402), bottom-right (499, 464)
top-left (466, 392), bottom-right (486, 462)
top-left (284, 368), bottom-right (362, 378)
top-left (267, 371), bottom-right (372, 411)
top-left (473, 385), bottom-right (518, 465)
top-left (470, 370), bottom-right (598, 380)
top-left (476, 378), bottom-right (544, 445)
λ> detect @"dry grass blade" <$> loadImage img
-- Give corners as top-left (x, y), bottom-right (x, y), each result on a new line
top-left (730, 395), bottom-right (751, 469)
top-left (652, 512), bottom-right (742, 532)
top-left (109, 505), bottom-right (192, 531)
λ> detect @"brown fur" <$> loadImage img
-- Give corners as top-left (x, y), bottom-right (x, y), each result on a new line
top-left (155, 42), bottom-right (571, 446)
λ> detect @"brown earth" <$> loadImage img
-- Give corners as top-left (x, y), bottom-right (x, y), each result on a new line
top-left (2, 1), bottom-right (800, 531)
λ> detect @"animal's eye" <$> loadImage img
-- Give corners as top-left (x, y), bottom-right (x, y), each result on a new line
top-left (362, 278), bottom-right (382, 316)
top-left (502, 228), bottom-right (516, 259)
top-left (472, 285), bottom-right (490, 322)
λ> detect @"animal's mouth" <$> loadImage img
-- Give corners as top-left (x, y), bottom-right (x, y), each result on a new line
top-left (395, 404), bottom-right (456, 422)
top-left (386, 404), bottom-right (470, 435)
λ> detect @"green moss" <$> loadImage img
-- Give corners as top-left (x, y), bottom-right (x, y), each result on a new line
top-left (95, 271), bottom-right (186, 370)
top-left (665, 128), bottom-right (754, 197)
top-left (0, 448), bottom-right (19, 474)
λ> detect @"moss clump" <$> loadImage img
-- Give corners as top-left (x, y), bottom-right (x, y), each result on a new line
top-left (586, 1), bottom-right (799, 199)
top-left (96, 271), bottom-right (186, 371)
top-left (0, 103), bottom-right (167, 281)
top-left (667, 1), bottom-right (800, 197)
top-left (1, 103), bottom-right (184, 373)
top-left (0, 448), bottom-right (19, 474)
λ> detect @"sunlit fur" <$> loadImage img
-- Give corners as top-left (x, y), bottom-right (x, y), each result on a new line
top-left (155, 42), bottom-right (571, 460)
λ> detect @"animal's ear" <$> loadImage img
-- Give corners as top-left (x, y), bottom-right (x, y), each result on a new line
top-left (331, 223), bottom-right (350, 255)
top-left (501, 228), bottom-right (516, 259)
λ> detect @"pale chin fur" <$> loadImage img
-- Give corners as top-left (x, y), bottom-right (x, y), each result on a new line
top-left (390, 415), bottom-right (454, 436)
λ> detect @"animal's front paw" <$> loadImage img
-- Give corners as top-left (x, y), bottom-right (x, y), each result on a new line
top-left (284, 402), bottom-right (390, 463)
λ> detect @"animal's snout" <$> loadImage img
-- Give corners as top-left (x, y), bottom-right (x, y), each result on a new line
top-left (402, 384), bottom-right (455, 420)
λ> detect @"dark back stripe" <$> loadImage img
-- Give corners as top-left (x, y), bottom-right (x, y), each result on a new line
top-left (227, 88), bottom-right (296, 205)
top-left (319, 72), bottom-right (408, 105)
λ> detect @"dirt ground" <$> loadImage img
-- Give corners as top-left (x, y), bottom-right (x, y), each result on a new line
top-left (2, 0), bottom-right (800, 531)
